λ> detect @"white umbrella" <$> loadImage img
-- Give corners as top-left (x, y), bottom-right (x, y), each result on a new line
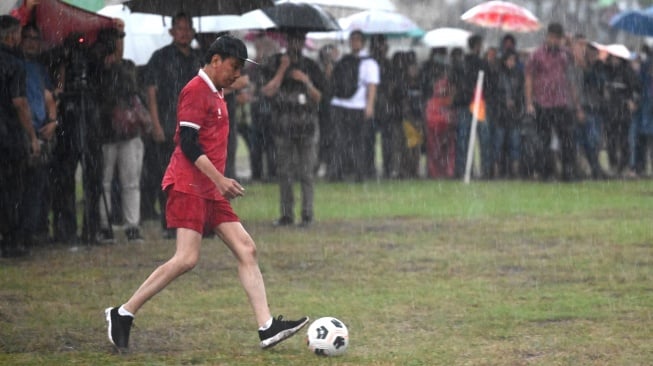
top-left (275, 0), bottom-right (396, 11)
top-left (98, 5), bottom-right (171, 65)
top-left (98, 5), bottom-right (275, 65)
top-left (591, 42), bottom-right (633, 60)
top-left (421, 27), bottom-right (471, 49)
top-left (339, 9), bottom-right (423, 36)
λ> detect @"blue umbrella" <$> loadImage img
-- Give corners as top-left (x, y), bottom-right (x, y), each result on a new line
top-left (610, 7), bottom-right (653, 36)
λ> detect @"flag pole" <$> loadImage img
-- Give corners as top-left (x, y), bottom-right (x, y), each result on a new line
top-left (464, 70), bottom-right (485, 184)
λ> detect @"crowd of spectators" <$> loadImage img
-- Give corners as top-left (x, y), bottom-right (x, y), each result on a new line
top-left (2, 4), bottom-right (653, 258)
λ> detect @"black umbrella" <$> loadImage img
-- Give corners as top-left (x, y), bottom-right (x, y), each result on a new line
top-left (125, 0), bottom-right (274, 17)
top-left (262, 2), bottom-right (341, 32)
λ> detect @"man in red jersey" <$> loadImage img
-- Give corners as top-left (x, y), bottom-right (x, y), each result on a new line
top-left (105, 35), bottom-right (308, 352)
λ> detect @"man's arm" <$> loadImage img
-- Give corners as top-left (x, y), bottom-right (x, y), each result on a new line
top-left (261, 54), bottom-right (290, 97)
top-left (39, 89), bottom-right (58, 141)
top-left (194, 155), bottom-right (244, 199)
top-left (146, 85), bottom-right (165, 142)
top-left (225, 75), bottom-right (249, 95)
top-left (365, 83), bottom-right (377, 120)
top-left (13, 96), bottom-right (40, 156)
top-left (524, 66), bottom-right (534, 115)
top-left (179, 126), bottom-right (243, 199)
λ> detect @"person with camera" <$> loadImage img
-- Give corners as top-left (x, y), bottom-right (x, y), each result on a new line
top-left (96, 21), bottom-right (150, 243)
top-left (17, 23), bottom-right (59, 249)
top-left (49, 27), bottom-right (118, 245)
top-left (0, 15), bottom-right (41, 257)
top-left (261, 30), bottom-right (325, 227)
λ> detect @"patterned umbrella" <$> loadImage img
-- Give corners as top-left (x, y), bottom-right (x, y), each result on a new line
top-left (461, 1), bottom-right (540, 33)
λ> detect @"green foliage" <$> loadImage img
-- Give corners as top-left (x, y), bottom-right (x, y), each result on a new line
top-left (2, 180), bottom-right (653, 365)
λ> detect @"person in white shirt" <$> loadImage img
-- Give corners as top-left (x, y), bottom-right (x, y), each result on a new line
top-left (329, 30), bottom-right (379, 182)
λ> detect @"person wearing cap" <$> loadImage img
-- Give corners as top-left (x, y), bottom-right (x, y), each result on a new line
top-left (260, 30), bottom-right (325, 227)
top-left (525, 22), bottom-right (581, 181)
top-left (104, 35), bottom-right (309, 352)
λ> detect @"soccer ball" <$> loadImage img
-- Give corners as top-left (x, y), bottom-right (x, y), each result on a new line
top-left (306, 317), bottom-right (349, 356)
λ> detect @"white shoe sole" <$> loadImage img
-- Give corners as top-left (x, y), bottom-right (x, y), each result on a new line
top-left (259, 317), bottom-right (309, 349)
top-left (105, 307), bottom-right (116, 346)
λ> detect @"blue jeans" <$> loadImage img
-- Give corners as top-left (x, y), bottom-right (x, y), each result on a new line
top-left (493, 125), bottom-right (521, 163)
top-left (575, 111), bottom-right (602, 174)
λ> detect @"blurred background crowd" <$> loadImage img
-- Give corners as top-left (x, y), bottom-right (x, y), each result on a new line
top-left (2, 0), bottom-right (653, 257)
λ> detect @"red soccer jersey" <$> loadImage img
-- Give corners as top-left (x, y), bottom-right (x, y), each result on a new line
top-left (162, 70), bottom-right (230, 200)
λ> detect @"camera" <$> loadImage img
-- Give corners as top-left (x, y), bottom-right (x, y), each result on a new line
top-left (60, 28), bottom-right (120, 92)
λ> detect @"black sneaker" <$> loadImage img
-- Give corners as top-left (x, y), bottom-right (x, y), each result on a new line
top-left (125, 227), bottom-right (144, 243)
top-left (258, 315), bottom-right (309, 349)
top-left (105, 307), bottom-right (133, 350)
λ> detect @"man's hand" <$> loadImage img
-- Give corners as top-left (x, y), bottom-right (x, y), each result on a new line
top-left (576, 108), bottom-right (586, 124)
top-left (216, 176), bottom-right (245, 200)
top-left (526, 103), bottom-right (536, 116)
top-left (151, 121), bottom-right (165, 143)
top-left (289, 69), bottom-right (309, 84)
top-left (279, 54), bottom-right (291, 71)
top-left (364, 104), bottom-right (374, 120)
top-left (39, 121), bottom-right (57, 141)
top-left (30, 137), bottom-right (41, 157)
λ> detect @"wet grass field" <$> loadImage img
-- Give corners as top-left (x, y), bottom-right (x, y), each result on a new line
top-left (1, 179), bottom-right (652, 365)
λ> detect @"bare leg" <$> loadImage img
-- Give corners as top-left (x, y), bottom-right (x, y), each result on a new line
top-left (123, 228), bottom-right (202, 314)
top-left (215, 221), bottom-right (272, 327)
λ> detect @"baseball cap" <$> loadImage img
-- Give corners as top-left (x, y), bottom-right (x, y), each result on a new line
top-left (204, 35), bottom-right (257, 65)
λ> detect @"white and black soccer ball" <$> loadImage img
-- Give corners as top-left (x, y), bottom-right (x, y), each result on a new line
top-left (306, 317), bottom-right (349, 356)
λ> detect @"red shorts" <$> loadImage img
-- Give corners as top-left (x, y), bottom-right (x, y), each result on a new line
top-left (165, 188), bottom-right (239, 235)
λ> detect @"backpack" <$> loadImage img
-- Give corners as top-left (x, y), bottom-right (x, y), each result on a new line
top-left (331, 54), bottom-right (366, 99)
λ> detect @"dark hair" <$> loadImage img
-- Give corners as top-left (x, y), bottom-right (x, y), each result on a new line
top-left (0, 15), bottom-right (20, 37)
top-left (547, 22), bottom-right (564, 37)
top-left (468, 34), bottom-right (483, 50)
top-left (501, 49), bottom-right (518, 64)
top-left (21, 23), bottom-right (40, 37)
top-left (350, 30), bottom-right (365, 42)
top-left (369, 34), bottom-right (386, 49)
top-left (172, 12), bottom-right (193, 28)
top-left (501, 34), bottom-right (515, 45)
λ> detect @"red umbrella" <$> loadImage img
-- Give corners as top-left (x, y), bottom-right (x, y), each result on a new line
top-left (11, 0), bottom-right (114, 50)
top-left (461, 1), bottom-right (541, 33)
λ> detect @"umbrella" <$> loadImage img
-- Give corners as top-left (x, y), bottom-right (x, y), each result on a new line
top-left (591, 42), bottom-right (633, 60)
top-left (339, 9), bottom-right (423, 37)
top-left (461, 1), bottom-right (541, 33)
top-left (98, 5), bottom-right (276, 64)
top-left (421, 27), bottom-right (471, 49)
top-left (261, 2), bottom-right (340, 32)
top-left (32, 0), bottom-right (114, 50)
top-left (274, 0), bottom-right (396, 11)
top-left (609, 7), bottom-right (653, 37)
top-left (124, 0), bottom-right (274, 17)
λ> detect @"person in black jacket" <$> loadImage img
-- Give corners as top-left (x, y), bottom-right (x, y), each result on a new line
top-left (0, 15), bottom-right (40, 257)
top-left (450, 34), bottom-right (491, 178)
top-left (491, 49), bottom-right (524, 178)
top-left (603, 54), bottom-right (640, 176)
